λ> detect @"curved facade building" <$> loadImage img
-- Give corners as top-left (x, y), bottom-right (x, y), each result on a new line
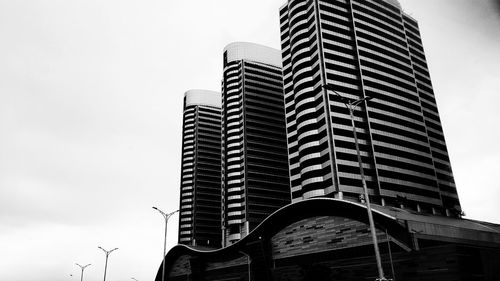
top-left (221, 42), bottom-right (290, 246)
top-left (280, 0), bottom-right (460, 215)
top-left (178, 89), bottom-right (222, 248)
top-left (159, 199), bottom-right (500, 281)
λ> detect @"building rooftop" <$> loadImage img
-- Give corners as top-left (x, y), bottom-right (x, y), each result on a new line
top-left (223, 42), bottom-right (282, 68)
top-left (184, 89), bottom-right (221, 108)
top-left (382, 0), bottom-right (401, 9)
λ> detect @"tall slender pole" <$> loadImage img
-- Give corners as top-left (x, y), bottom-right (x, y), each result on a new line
top-left (163, 215), bottom-right (168, 281)
top-left (239, 251), bottom-right (251, 281)
top-left (153, 207), bottom-right (179, 281)
top-left (98, 246), bottom-right (118, 281)
top-left (103, 255), bottom-right (108, 281)
top-left (386, 230), bottom-right (396, 281)
top-left (75, 263), bottom-right (91, 281)
top-left (348, 106), bottom-right (385, 280)
top-left (323, 84), bottom-right (386, 281)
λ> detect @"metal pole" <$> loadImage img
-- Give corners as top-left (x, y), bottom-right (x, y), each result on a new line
top-left (163, 214), bottom-right (168, 281)
top-left (153, 207), bottom-right (179, 281)
top-left (239, 251), bottom-right (251, 281)
top-left (75, 263), bottom-right (91, 281)
top-left (247, 255), bottom-right (251, 281)
top-left (348, 105), bottom-right (385, 280)
top-left (322, 84), bottom-right (386, 281)
top-left (386, 230), bottom-right (396, 281)
top-left (98, 247), bottom-right (118, 281)
top-left (103, 255), bottom-right (108, 281)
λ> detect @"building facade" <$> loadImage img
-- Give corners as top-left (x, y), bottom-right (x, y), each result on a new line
top-left (178, 90), bottom-right (222, 248)
top-left (221, 42), bottom-right (291, 246)
top-left (280, 0), bottom-right (460, 216)
top-left (160, 199), bottom-right (500, 281)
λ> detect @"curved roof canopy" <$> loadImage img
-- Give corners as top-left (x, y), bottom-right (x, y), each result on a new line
top-left (157, 198), bottom-right (500, 280)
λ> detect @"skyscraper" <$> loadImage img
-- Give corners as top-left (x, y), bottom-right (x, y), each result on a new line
top-left (280, 0), bottom-right (460, 216)
top-left (178, 89), bottom-right (222, 248)
top-left (221, 42), bottom-right (290, 245)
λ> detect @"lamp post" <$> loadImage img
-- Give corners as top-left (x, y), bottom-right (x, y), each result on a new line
top-left (238, 251), bottom-right (251, 281)
top-left (323, 84), bottom-right (387, 281)
top-left (131, 278), bottom-right (139, 281)
top-left (98, 246), bottom-right (118, 281)
top-left (153, 207), bottom-right (179, 281)
top-left (75, 263), bottom-right (91, 281)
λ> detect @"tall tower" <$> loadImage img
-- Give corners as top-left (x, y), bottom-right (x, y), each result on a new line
top-left (280, 0), bottom-right (460, 216)
top-left (178, 89), bottom-right (222, 248)
top-left (221, 42), bottom-right (290, 245)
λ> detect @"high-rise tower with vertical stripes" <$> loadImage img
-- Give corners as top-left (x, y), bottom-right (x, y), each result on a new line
top-left (178, 89), bottom-right (222, 248)
top-left (280, 0), bottom-right (460, 216)
top-left (221, 42), bottom-right (291, 245)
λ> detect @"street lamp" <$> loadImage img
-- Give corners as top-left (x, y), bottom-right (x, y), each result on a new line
top-left (75, 263), bottom-right (91, 281)
top-left (239, 251), bottom-right (251, 281)
top-left (98, 246), bottom-right (118, 281)
top-left (323, 84), bottom-right (387, 281)
top-left (152, 207), bottom-right (179, 281)
top-left (131, 278), bottom-right (139, 281)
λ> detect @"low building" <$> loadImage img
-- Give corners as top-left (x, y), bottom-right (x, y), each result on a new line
top-left (158, 198), bottom-right (500, 281)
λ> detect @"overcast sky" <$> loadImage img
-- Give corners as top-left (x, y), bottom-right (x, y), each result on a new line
top-left (0, 1), bottom-right (499, 281)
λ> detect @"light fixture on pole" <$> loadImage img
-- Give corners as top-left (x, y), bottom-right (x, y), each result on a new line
top-left (152, 207), bottom-right (179, 281)
top-left (75, 263), bottom-right (91, 281)
top-left (98, 246), bottom-right (118, 281)
top-left (323, 84), bottom-right (387, 281)
top-left (131, 278), bottom-right (139, 281)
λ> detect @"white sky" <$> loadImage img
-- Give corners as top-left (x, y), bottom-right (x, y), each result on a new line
top-left (0, 1), bottom-right (499, 281)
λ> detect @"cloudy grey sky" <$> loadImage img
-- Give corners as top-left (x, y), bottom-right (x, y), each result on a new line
top-left (0, 1), bottom-right (499, 280)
